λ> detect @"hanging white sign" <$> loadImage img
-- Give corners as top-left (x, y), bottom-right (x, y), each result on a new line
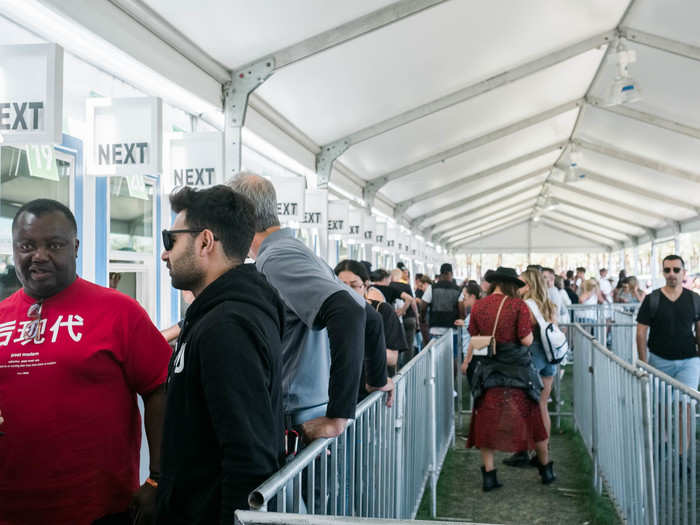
top-left (87, 97), bottom-right (162, 176)
top-left (327, 200), bottom-right (349, 235)
top-left (0, 44), bottom-right (63, 145)
top-left (166, 132), bottom-right (223, 192)
top-left (301, 190), bottom-right (327, 228)
top-left (347, 208), bottom-right (364, 242)
top-left (270, 175), bottom-right (305, 223)
top-left (362, 215), bottom-right (376, 245)
top-left (386, 224), bottom-right (397, 250)
top-left (375, 222), bottom-right (387, 247)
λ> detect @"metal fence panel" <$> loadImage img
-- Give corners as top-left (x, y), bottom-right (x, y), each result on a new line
top-left (248, 331), bottom-right (455, 520)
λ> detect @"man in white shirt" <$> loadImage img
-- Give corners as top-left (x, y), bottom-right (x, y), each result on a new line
top-left (598, 268), bottom-right (613, 304)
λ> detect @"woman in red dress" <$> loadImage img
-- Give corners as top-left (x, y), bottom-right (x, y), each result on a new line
top-left (460, 267), bottom-right (555, 490)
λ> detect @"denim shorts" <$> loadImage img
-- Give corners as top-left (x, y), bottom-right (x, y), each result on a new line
top-left (648, 353), bottom-right (700, 390)
top-left (530, 340), bottom-right (556, 378)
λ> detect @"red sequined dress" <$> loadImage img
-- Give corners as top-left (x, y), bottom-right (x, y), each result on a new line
top-left (466, 293), bottom-right (548, 451)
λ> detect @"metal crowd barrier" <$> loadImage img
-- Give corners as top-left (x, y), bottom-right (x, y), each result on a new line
top-left (247, 331), bottom-right (455, 520)
top-left (235, 510), bottom-right (494, 525)
top-left (611, 308), bottom-right (637, 363)
top-left (572, 325), bottom-right (657, 525)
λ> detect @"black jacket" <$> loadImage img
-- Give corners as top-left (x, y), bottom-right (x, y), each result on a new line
top-left (469, 343), bottom-right (543, 403)
top-left (429, 280), bottom-right (461, 328)
top-left (156, 264), bottom-right (285, 525)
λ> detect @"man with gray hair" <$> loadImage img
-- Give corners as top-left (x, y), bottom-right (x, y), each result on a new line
top-left (228, 172), bottom-right (365, 443)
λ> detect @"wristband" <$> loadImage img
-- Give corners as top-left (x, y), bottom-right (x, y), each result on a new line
top-left (145, 477), bottom-right (158, 488)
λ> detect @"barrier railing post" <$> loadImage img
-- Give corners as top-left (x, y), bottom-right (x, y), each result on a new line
top-left (428, 344), bottom-right (438, 519)
top-left (590, 335), bottom-right (602, 494)
top-left (393, 377), bottom-right (405, 519)
top-left (455, 328), bottom-right (463, 436)
top-left (640, 375), bottom-right (658, 525)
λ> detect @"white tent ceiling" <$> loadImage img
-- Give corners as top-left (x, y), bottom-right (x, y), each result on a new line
top-left (4, 0), bottom-right (700, 254)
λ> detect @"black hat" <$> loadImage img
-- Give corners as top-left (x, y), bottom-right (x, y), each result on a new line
top-left (440, 263), bottom-right (453, 274)
top-left (485, 266), bottom-right (525, 288)
top-left (397, 261), bottom-right (406, 270)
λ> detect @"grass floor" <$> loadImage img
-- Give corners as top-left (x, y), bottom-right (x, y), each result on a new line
top-left (415, 366), bottom-right (621, 525)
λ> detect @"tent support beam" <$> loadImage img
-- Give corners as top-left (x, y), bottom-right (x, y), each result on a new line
top-left (365, 99), bottom-right (583, 194)
top-left (620, 26), bottom-right (700, 63)
top-left (541, 211), bottom-right (630, 244)
top-left (539, 219), bottom-right (615, 250)
top-left (395, 142), bottom-right (566, 217)
top-left (545, 209), bottom-right (637, 240)
top-left (451, 218), bottom-right (532, 250)
top-left (586, 97), bottom-right (700, 140)
top-left (573, 138), bottom-right (700, 184)
top-left (439, 201), bottom-right (537, 243)
top-left (447, 210), bottom-right (534, 245)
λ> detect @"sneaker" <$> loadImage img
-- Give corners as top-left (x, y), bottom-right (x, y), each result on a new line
top-left (502, 451), bottom-right (530, 467)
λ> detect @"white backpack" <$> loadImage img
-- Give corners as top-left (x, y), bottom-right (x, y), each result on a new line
top-left (525, 298), bottom-right (568, 364)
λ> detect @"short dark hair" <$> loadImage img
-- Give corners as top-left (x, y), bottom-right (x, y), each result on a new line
top-left (542, 267), bottom-right (555, 275)
top-left (169, 185), bottom-right (255, 261)
top-left (440, 263), bottom-right (453, 275)
top-left (566, 270), bottom-right (574, 279)
top-left (487, 279), bottom-right (520, 298)
top-left (465, 282), bottom-right (481, 298)
top-left (576, 267), bottom-right (586, 273)
top-left (415, 273), bottom-right (424, 280)
top-left (526, 264), bottom-right (542, 272)
top-left (334, 259), bottom-right (370, 282)
top-left (662, 254), bottom-right (685, 268)
top-left (370, 269), bottom-right (390, 282)
top-left (12, 199), bottom-right (77, 235)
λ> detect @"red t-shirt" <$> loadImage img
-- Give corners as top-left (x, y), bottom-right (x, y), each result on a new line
top-left (468, 293), bottom-right (532, 344)
top-left (0, 278), bottom-right (171, 525)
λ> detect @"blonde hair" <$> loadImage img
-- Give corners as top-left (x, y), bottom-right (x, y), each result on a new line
top-left (520, 268), bottom-right (556, 322)
top-left (627, 276), bottom-right (639, 291)
top-left (582, 278), bottom-right (598, 294)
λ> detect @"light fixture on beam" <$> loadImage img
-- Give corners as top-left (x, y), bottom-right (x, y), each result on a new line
top-left (603, 40), bottom-right (642, 107)
top-left (565, 145), bottom-right (586, 183)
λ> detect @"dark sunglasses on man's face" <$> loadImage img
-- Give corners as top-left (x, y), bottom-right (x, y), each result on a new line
top-left (663, 267), bottom-right (682, 274)
top-left (162, 229), bottom-right (204, 251)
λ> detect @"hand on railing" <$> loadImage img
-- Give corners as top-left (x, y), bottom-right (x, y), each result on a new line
top-left (453, 319), bottom-right (465, 327)
top-left (366, 377), bottom-right (395, 407)
top-left (299, 416), bottom-right (348, 442)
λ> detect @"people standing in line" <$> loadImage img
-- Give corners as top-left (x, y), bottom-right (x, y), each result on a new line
top-left (422, 263), bottom-right (464, 339)
top-left (0, 199), bottom-right (172, 524)
top-left (460, 267), bottom-right (553, 491)
top-left (157, 186), bottom-right (285, 522)
top-left (416, 275), bottom-right (433, 346)
top-left (618, 276), bottom-right (645, 305)
top-left (636, 255), bottom-right (700, 390)
top-left (564, 278), bottom-right (579, 306)
top-left (542, 267), bottom-right (568, 326)
top-left (613, 269), bottom-right (627, 303)
top-left (598, 268), bottom-right (613, 304)
top-left (390, 268), bottom-right (419, 361)
top-left (503, 269), bottom-right (558, 468)
top-left (334, 259), bottom-right (403, 389)
top-left (554, 275), bottom-right (571, 312)
top-left (228, 173), bottom-right (365, 443)
top-left (576, 278), bottom-right (600, 331)
top-left (574, 267), bottom-right (586, 295)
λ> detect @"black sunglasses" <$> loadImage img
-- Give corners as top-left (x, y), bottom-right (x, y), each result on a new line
top-left (663, 267), bottom-right (682, 274)
top-left (162, 229), bottom-right (205, 251)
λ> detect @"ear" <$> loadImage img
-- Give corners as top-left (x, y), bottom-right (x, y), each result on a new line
top-left (198, 229), bottom-right (217, 257)
top-left (74, 239), bottom-right (80, 258)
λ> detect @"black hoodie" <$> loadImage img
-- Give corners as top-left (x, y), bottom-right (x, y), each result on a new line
top-left (156, 264), bottom-right (285, 525)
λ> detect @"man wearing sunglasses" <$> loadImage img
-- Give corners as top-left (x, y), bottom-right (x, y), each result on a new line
top-left (636, 255), bottom-right (700, 389)
top-left (157, 185), bottom-right (285, 524)
top-left (0, 199), bottom-right (172, 525)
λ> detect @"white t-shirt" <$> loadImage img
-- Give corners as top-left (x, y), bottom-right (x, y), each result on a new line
top-left (548, 286), bottom-right (568, 323)
top-left (421, 285), bottom-right (451, 336)
top-left (599, 277), bottom-right (613, 304)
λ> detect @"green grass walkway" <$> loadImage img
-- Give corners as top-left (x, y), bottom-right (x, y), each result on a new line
top-left (416, 368), bottom-right (621, 525)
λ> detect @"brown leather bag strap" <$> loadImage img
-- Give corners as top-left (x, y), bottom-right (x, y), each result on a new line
top-left (491, 296), bottom-right (508, 338)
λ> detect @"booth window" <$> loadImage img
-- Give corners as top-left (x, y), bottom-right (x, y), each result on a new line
top-left (0, 145), bottom-right (72, 300)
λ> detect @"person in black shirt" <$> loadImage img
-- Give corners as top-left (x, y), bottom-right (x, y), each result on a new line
top-left (370, 269), bottom-right (418, 363)
top-left (335, 260), bottom-right (397, 404)
top-left (637, 255), bottom-right (700, 389)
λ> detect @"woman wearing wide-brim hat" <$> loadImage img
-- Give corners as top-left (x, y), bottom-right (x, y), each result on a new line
top-left (460, 267), bottom-right (555, 490)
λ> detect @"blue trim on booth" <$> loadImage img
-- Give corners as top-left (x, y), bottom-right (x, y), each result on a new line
top-left (95, 177), bottom-right (108, 287)
top-left (57, 134), bottom-right (84, 276)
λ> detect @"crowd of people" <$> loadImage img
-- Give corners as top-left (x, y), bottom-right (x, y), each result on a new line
top-left (1, 175), bottom-right (699, 523)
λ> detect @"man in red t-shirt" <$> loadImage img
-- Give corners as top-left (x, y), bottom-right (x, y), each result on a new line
top-left (0, 199), bottom-right (171, 525)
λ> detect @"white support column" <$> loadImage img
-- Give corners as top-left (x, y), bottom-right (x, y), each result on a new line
top-left (650, 241), bottom-right (659, 289)
top-left (633, 244), bottom-right (640, 276)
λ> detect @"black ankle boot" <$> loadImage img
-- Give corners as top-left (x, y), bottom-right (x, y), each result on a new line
top-left (538, 461), bottom-right (556, 484)
top-left (481, 466), bottom-right (503, 491)
top-left (502, 450), bottom-right (530, 467)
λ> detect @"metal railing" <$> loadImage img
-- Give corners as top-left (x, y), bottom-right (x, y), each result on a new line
top-left (247, 331), bottom-right (455, 520)
top-left (572, 325), bottom-right (657, 525)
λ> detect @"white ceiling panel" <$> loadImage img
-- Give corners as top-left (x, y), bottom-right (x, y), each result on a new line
top-left (428, 184), bottom-right (544, 231)
top-left (457, 221), bottom-right (607, 252)
top-left (555, 203), bottom-right (646, 236)
top-left (141, 0), bottom-right (397, 69)
top-left (550, 184), bottom-right (664, 228)
top-left (542, 211), bottom-right (629, 242)
top-left (625, 0), bottom-right (700, 48)
top-left (405, 157), bottom-right (553, 219)
top-left (565, 149), bottom-right (700, 206)
top-left (255, 0), bottom-right (627, 144)
top-left (379, 113), bottom-right (573, 205)
top-left (588, 42), bottom-right (700, 129)
top-left (576, 106), bottom-right (700, 179)
top-left (339, 49), bottom-right (603, 178)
